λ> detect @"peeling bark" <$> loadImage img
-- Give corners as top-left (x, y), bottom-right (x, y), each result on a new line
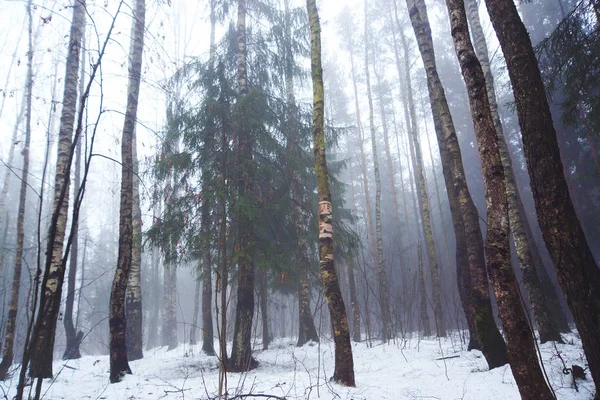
top-left (307, 0), bottom-right (355, 386)
top-left (109, 0), bottom-right (145, 382)
top-left (229, 0), bottom-right (257, 372)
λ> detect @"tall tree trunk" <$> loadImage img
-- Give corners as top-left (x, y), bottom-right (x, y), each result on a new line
top-left (0, 0), bottom-right (33, 379)
top-left (484, 0), bottom-right (600, 394)
top-left (346, 151), bottom-right (362, 342)
top-left (404, 78), bottom-right (445, 338)
top-left (417, 241), bottom-right (432, 336)
top-left (464, 0), bottom-right (564, 344)
top-left (307, 0), bottom-right (355, 386)
top-left (229, 0), bottom-right (257, 372)
top-left (109, 0), bottom-right (145, 383)
top-left (125, 127), bottom-right (144, 361)
top-left (63, 33), bottom-right (85, 361)
top-left (363, 0), bottom-right (392, 341)
top-left (349, 54), bottom-right (376, 258)
top-left (198, 0), bottom-right (216, 357)
top-left (374, 75), bottom-right (403, 268)
top-left (446, 0), bottom-right (553, 397)
top-left (391, 3), bottom-right (454, 340)
top-left (405, 0), bottom-right (508, 367)
top-left (423, 121), bottom-right (453, 277)
top-left (29, 0), bottom-right (86, 379)
top-left (281, 0), bottom-right (319, 348)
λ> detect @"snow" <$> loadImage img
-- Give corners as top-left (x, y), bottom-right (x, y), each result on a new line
top-left (1, 332), bottom-right (594, 399)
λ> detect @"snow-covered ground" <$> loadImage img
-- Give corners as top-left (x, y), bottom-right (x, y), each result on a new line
top-left (1, 332), bottom-right (594, 399)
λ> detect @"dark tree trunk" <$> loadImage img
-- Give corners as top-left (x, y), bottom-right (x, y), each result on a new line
top-left (307, 0), bottom-right (355, 386)
top-left (464, 0), bottom-right (564, 344)
top-left (109, 0), bottom-right (145, 383)
top-left (29, 0), bottom-right (86, 379)
top-left (484, 0), bottom-right (600, 394)
top-left (446, 0), bottom-right (554, 396)
top-left (63, 30), bottom-right (86, 361)
top-left (297, 267), bottom-right (319, 346)
top-left (405, 0), bottom-right (508, 367)
top-left (125, 127), bottom-right (144, 361)
top-left (229, 0), bottom-right (257, 372)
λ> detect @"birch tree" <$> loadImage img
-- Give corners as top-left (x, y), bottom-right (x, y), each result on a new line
top-left (109, 0), bottom-right (146, 382)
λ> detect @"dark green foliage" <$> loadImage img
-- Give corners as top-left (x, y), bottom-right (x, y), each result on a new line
top-left (536, 1), bottom-right (600, 134)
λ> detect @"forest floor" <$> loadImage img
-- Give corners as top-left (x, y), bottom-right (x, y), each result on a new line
top-left (0, 331), bottom-right (593, 399)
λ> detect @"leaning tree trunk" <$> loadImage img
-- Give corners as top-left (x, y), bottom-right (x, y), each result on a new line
top-left (109, 0), bottom-right (145, 383)
top-left (363, 0), bottom-right (392, 341)
top-left (391, 2), bottom-right (455, 340)
top-left (125, 127), bottom-right (144, 361)
top-left (464, 0), bottom-right (564, 344)
top-left (63, 29), bottom-right (86, 361)
top-left (484, 0), bottom-right (600, 393)
top-left (229, 0), bottom-right (258, 372)
top-left (307, 0), bottom-right (355, 386)
top-left (0, 0), bottom-right (33, 379)
top-left (446, 0), bottom-right (553, 397)
top-left (405, 0), bottom-right (508, 367)
top-left (29, 0), bottom-right (86, 379)
top-left (405, 79), bottom-right (445, 338)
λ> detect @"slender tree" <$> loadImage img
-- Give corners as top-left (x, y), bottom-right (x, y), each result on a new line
top-left (484, 0), bottom-right (600, 393)
top-left (29, 0), bottom-right (87, 379)
top-left (63, 30), bottom-right (86, 361)
top-left (109, 0), bottom-right (146, 382)
top-left (0, 0), bottom-right (34, 379)
top-left (404, 0), bottom-right (508, 367)
top-left (125, 126), bottom-right (144, 361)
top-left (199, 0), bottom-right (217, 356)
top-left (307, 0), bottom-right (355, 386)
top-left (229, 0), bottom-right (258, 372)
top-left (363, 0), bottom-right (393, 341)
top-left (446, 0), bottom-right (554, 397)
